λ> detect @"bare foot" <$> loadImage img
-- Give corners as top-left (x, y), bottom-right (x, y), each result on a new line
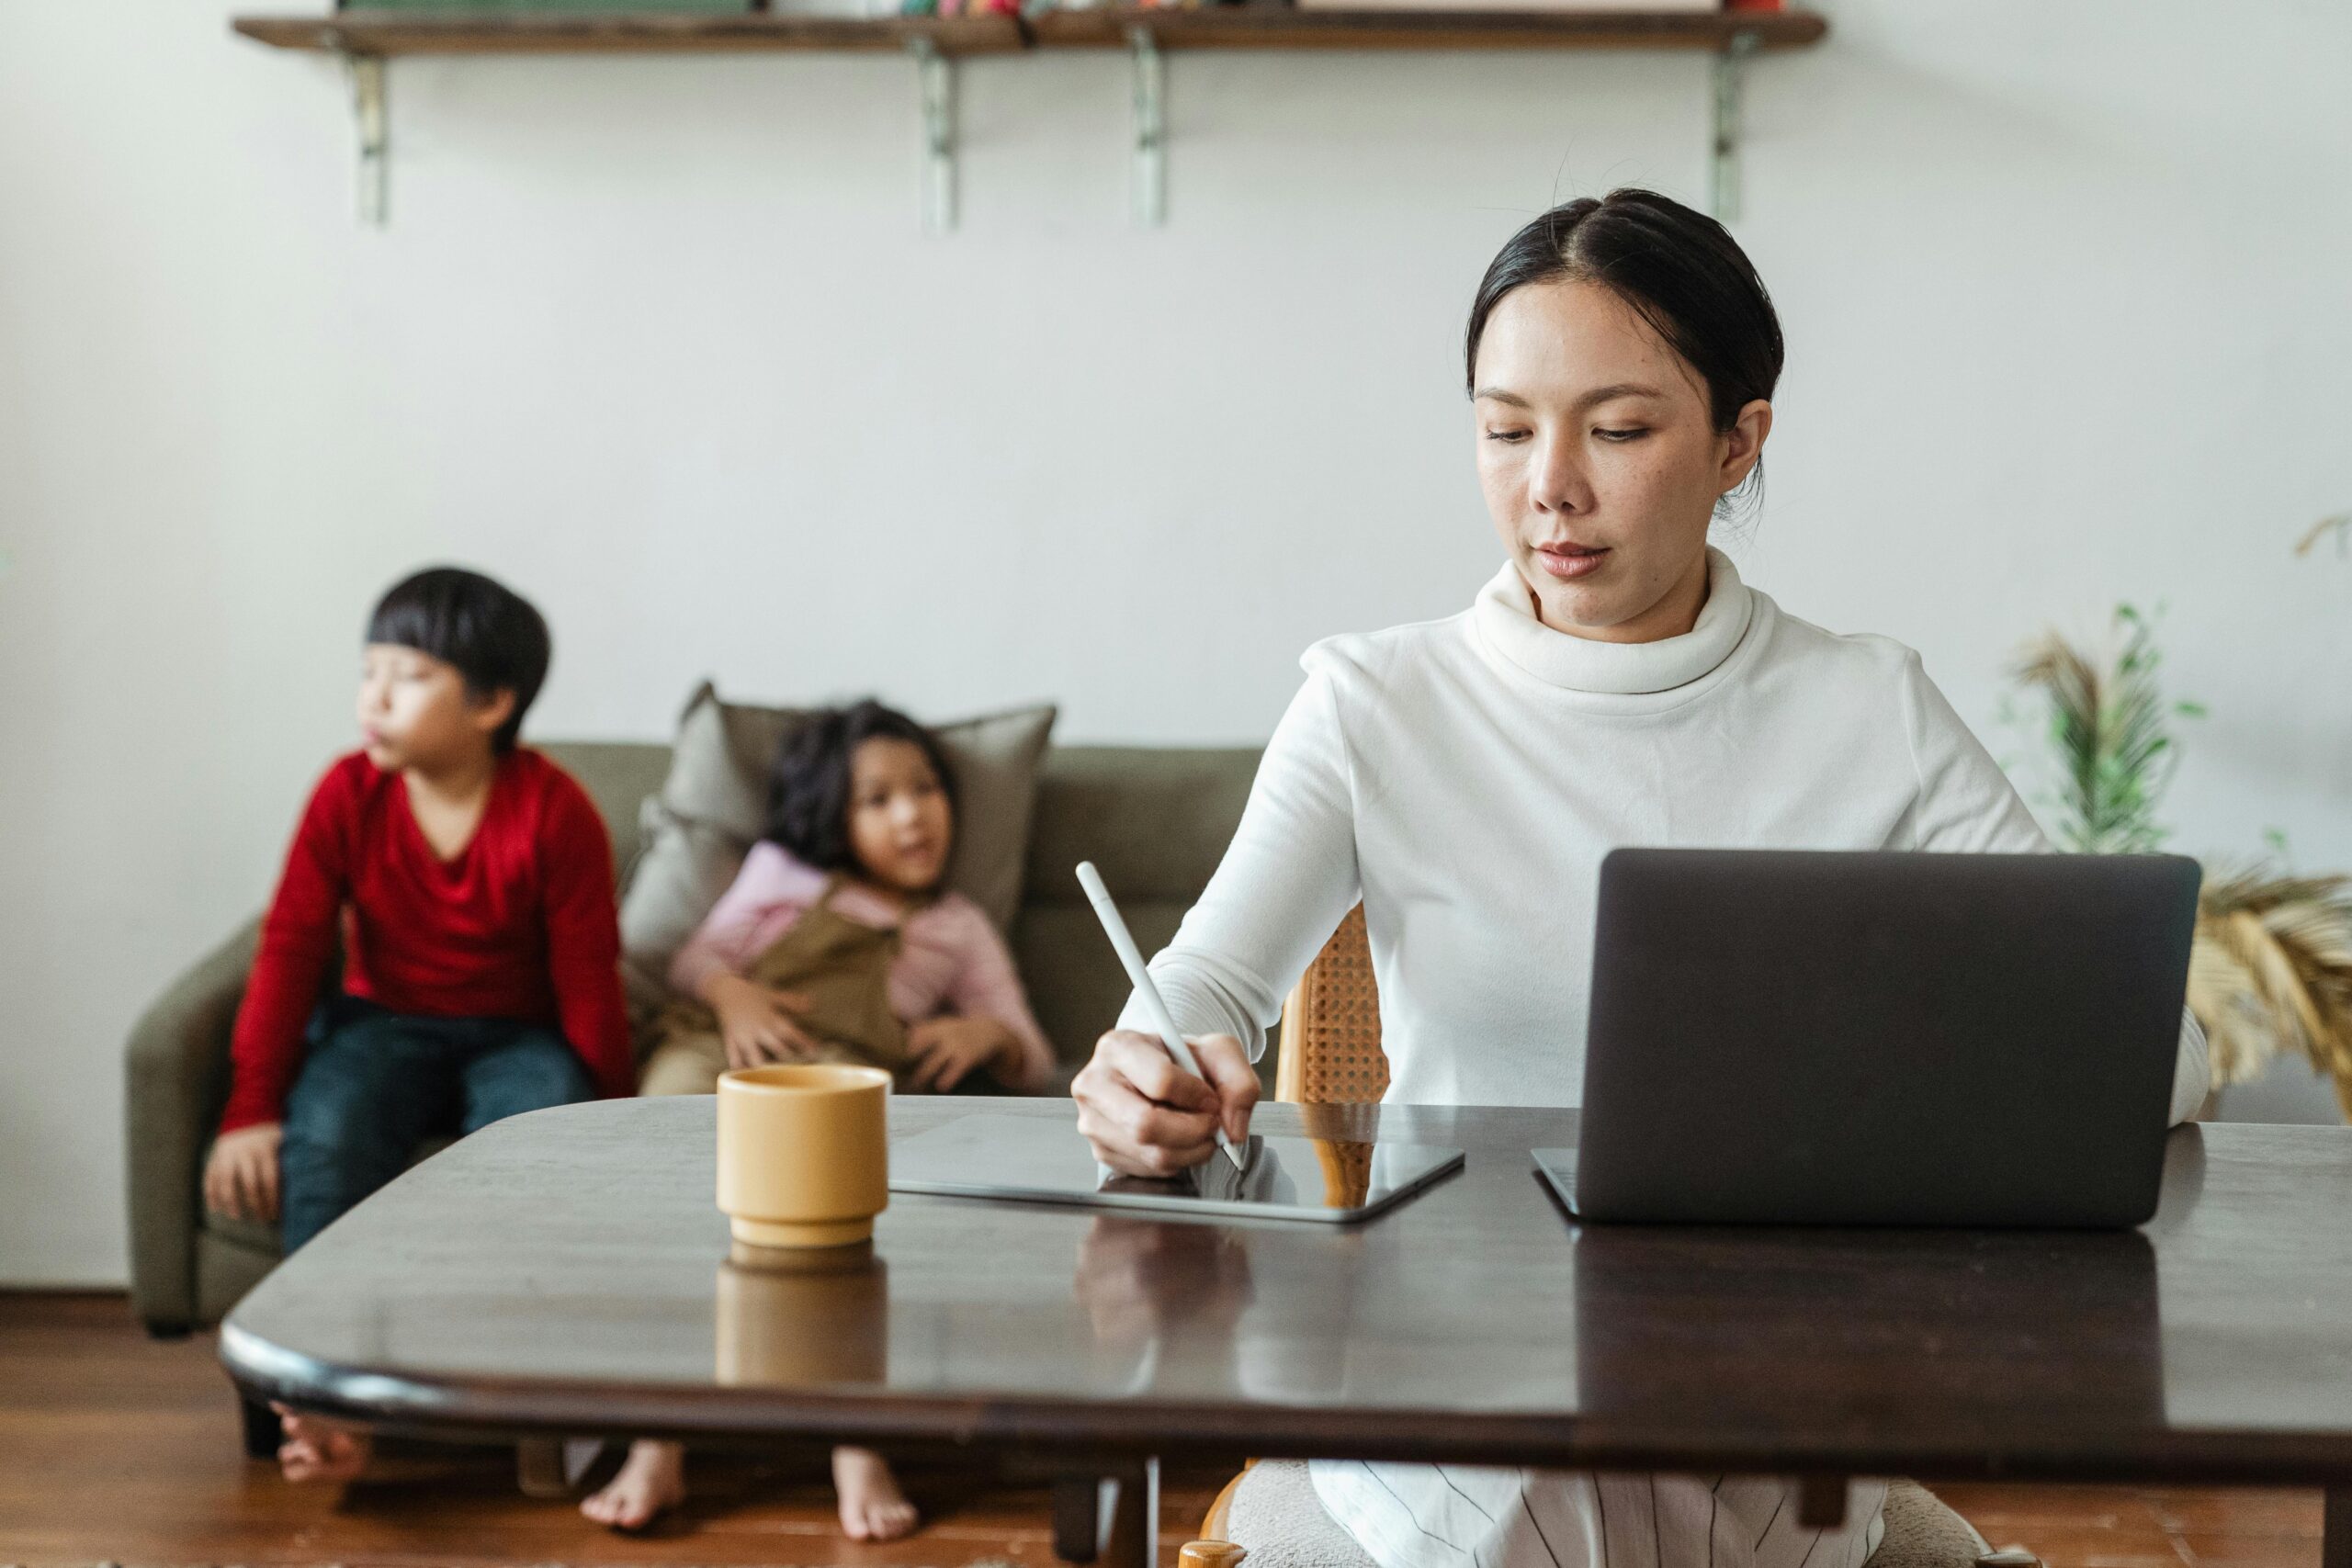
top-left (833, 1446), bottom-right (920, 1541)
top-left (272, 1404), bottom-right (373, 1484)
top-left (581, 1439), bottom-right (687, 1532)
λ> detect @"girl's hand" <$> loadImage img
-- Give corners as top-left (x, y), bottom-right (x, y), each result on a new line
top-left (204, 1122), bottom-right (283, 1223)
top-left (904, 1016), bottom-right (1019, 1092)
top-left (705, 973), bottom-right (821, 1070)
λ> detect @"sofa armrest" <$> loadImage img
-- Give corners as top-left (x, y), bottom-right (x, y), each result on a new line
top-left (124, 919), bottom-right (257, 1334)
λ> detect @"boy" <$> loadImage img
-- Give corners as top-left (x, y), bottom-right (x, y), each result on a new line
top-left (203, 567), bottom-right (634, 1480)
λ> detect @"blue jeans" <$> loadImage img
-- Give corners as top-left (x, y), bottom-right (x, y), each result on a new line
top-left (277, 1000), bottom-right (596, 1254)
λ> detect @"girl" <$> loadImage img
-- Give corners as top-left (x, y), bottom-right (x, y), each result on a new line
top-left (583, 698), bottom-right (1056, 1536)
top-left (1070, 188), bottom-right (2211, 1568)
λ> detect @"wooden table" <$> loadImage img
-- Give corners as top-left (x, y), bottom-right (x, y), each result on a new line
top-left (221, 1099), bottom-right (2352, 1568)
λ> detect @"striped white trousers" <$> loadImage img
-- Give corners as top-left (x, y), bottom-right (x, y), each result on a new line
top-left (1311, 1465), bottom-right (1889, 1568)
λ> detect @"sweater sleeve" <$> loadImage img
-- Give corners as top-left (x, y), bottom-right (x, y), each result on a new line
top-left (1893, 649), bottom-right (2050, 856)
top-left (941, 900), bottom-right (1056, 1088)
top-left (668, 841), bottom-right (809, 998)
top-left (221, 762), bottom-right (358, 1134)
top-left (538, 774), bottom-right (637, 1100)
top-left (1897, 650), bottom-right (2211, 1124)
top-left (1115, 660), bottom-right (1363, 1063)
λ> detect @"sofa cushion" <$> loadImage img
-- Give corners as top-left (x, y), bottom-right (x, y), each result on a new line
top-left (1014, 745), bottom-right (1261, 1066)
top-left (534, 739), bottom-right (673, 883)
top-left (1023, 745), bottom-right (1262, 901)
top-left (618, 806), bottom-right (749, 1030)
top-left (619, 683), bottom-right (1056, 1035)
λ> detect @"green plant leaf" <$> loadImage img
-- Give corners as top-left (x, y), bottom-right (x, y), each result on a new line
top-left (2005, 606), bottom-right (2189, 854)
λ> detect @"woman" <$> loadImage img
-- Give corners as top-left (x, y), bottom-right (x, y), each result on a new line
top-left (1071, 188), bottom-right (2209, 1568)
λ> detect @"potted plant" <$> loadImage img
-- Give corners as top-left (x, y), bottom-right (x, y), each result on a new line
top-left (2007, 602), bottom-right (2352, 1121)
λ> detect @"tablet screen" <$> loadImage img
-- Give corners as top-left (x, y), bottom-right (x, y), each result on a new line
top-left (889, 1114), bottom-right (1464, 1224)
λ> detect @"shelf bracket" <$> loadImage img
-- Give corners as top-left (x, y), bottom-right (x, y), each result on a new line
top-left (345, 50), bottom-right (388, 227)
top-left (1709, 27), bottom-right (1759, 225)
top-left (1128, 26), bottom-right (1165, 226)
top-left (907, 36), bottom-right (956, 232)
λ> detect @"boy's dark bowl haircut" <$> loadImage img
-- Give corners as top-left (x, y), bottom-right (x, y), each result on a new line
top-left (765, 700), bottom-right (959, 875)
top-left (367, 567), bottom-right (551, 754)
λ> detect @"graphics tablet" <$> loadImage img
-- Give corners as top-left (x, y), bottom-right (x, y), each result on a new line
top-left (890, 1113), bottom-right (1463, 1224)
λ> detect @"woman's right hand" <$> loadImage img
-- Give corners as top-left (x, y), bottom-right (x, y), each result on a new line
top-left (705, 973), bottom-right (821, 1070)
top-left (1073, 1030), bottom-right (1259, 1178)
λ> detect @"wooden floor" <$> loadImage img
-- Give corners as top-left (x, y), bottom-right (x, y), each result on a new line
top-left (0, 1292), bottom-right (2327, 1568)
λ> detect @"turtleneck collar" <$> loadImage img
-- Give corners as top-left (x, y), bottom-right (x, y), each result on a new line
top-left (1469, 546), bottom-right (1756, 696)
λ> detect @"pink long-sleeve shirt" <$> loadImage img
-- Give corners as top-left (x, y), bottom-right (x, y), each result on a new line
top-left (670, 841), bottom-right (1054, 1081)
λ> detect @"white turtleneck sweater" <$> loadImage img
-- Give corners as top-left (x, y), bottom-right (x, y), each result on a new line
top-left (1123, 547), bottom-right (2209, 1123)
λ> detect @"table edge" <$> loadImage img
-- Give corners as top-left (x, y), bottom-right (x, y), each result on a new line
top-left (219, 1319), bottom-right (2352, 1484)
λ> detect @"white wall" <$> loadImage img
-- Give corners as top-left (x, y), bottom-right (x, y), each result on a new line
top-left (3, 1), bottom-right (2346, 1283)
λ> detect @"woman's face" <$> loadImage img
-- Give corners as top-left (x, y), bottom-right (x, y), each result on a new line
top-left (1472, 278), bottom-right (1770, 643)
top-left (845, 737), bottom-right (954, 896)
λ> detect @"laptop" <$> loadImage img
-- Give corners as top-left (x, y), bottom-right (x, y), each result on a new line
top-left (1532, 848), bottom-right (2200, 1228)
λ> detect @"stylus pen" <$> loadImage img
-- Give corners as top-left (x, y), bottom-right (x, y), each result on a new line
top-left (1076, 861), bottom-right (1248, 1172)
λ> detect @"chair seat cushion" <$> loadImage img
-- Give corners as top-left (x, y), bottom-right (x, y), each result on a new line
top-left (1869, 1481), bottom-right (1989, 1568)
top-left (1227, 1461), bottom-right (1377, 1568)
top-left (1225, 1466), bottom-right (1983, 1568)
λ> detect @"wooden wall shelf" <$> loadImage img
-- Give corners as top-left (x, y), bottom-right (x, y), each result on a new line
top-left (231, 6), bottom-right (1827, 229)
top-left (233, 7), bottom-right (1826, 58)
top-left (234, 12), bottom-right (1024, 58)
top-left (1026, 7), bottom-right (1821, 51)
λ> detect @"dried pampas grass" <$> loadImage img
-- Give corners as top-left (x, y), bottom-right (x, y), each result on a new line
top-left (2190, 868), bottom-right (2352, 1118)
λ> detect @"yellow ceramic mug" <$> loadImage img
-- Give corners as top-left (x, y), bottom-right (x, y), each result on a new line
top-left (716, 1064), bottom-right (891, 1248)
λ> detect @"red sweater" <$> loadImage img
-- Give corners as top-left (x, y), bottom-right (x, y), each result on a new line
top-left (220, 748), bottom-right (635, 1133)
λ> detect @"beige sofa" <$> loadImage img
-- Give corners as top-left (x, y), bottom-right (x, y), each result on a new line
top-left (122, 739), bottom-right (1261, 1337)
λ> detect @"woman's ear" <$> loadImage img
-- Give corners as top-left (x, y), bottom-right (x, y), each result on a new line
top-left (1719, 398), bottom-right (1774, 493)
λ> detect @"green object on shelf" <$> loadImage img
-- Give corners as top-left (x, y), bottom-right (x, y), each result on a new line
top-left (336, 0), bottom-right (754, 14)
